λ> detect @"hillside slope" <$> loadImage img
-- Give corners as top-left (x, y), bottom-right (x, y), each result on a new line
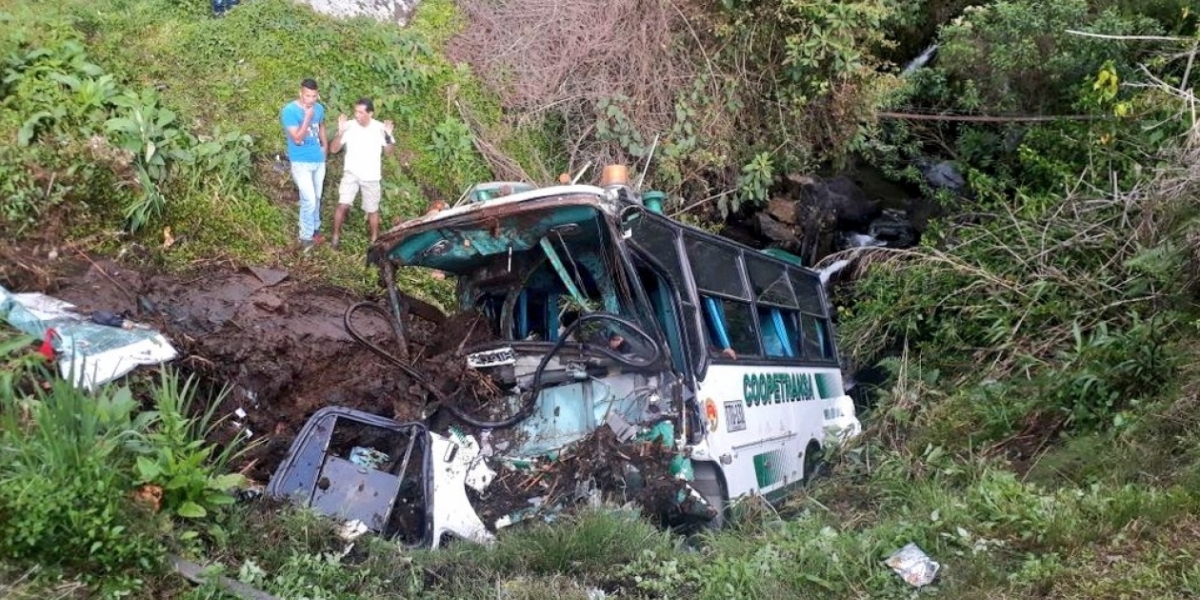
top-left (2, 0), bottom-right (1200, 598)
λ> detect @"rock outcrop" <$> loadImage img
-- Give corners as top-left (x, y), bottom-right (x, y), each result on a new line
top-left (724, 171), bottom-right (929, 266)
top-left (214, 0), bottom-right (418, 26)
top-left (302, 0), bottom-right (418, 26)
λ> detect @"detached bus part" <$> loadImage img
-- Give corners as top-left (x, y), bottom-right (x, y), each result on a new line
top-left (268, 172), bottom-right (861, 545)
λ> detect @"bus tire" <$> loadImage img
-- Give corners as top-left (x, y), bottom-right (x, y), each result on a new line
top-left (690, 462), bottom-right (728, 530)
top-left (803, 441), bottom-right (824, 484)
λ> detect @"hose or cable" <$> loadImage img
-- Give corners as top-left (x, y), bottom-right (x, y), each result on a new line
top-left (519, 312), bottom-right (662, 423)
top-left (345, 301), bottom-right (529, 428)
top-left (344, 301), bottom-right (444, 400)
top-left (344, 302), bottom-right (663, 429)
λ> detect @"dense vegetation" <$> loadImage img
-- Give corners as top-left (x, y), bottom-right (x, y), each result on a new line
top-left (2, 0), bottom-right (1200, 597)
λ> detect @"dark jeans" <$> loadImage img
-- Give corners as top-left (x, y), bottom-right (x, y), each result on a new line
top-left (212, 0), bottom-right (240, 16)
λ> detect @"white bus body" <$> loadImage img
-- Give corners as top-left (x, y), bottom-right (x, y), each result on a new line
top-left (269, 181), bottom-right (861, 545)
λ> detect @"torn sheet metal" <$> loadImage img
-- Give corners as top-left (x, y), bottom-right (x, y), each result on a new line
top-left (430, 432), bottom-right (495, 547)
top-left (511, 377), bottom-right (655, 457)
top-left (0, 285), bottom-right (177, 388)
top-left (267, 407), bottom-right (430, 543)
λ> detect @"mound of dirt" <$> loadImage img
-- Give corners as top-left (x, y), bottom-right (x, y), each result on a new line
top-left (2, 251), bottom-right (445, 482)
top-left (2, 250), bottom-right (696, 531)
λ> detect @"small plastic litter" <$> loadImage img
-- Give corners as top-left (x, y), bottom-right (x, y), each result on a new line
top-left (348, 446), bottom-right (389, 470)
top-left (37, 328), bottom-right (57, 360)
top-left (338, 519), bottom-right (368, 541)
top-left (91, 310), bottom-right (126, 328)
top-left (91, 310), bottom-right (151, 330)
top-left (234, 486), bottom-right (264, 503)
top-left (885, 542), bottom-right (940, 587)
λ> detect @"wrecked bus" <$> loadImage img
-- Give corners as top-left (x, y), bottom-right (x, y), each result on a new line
top-left (267, 175), bottom-right (862, 546)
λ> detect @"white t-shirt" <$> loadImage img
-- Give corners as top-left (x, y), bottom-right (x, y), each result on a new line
top-left (340, 119), bottom-right (387, 181)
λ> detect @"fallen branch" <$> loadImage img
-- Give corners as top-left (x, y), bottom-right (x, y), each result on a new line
top-left (1064, 29), bottom-right (1196, 43)
top-left (456, 101), bottom-right (535, 184)
top-left (171, 555), bottom-right (280, 600)
top-left (877, 111), bottom-right (1103, 122)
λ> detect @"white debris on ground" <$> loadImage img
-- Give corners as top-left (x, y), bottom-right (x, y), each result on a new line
top-left (885, 542), bottom-right (940, 587)
top-left (0, 285), bottom-right (178, 389)
top-left (300, 0), bottom-right (419, 26)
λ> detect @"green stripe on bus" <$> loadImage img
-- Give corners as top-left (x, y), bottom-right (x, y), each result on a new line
top-left (815, 373), bottom-right (839, 399)
top-left (753, 450), bottom-right (784, 487)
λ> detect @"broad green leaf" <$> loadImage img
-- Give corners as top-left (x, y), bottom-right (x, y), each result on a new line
top-left (177, 501), bottom-right (207, 518)
top-left (209, 473), bottom-right (246, 491)
top-left (136, 456), bottom-right (161, 480)
top-left (205, 492), bottom-right (236, 506)
top-left (105, 117), bottom-right (138, 132)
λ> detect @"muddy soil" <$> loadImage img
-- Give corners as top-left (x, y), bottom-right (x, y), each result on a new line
top-left (0, 247), bottom-right (442, 483)
top-left (1, 247), bottom-right (692, 532)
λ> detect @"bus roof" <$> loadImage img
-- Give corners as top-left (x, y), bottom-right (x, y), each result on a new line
top-left (368, 183), bottom-right (820, 280)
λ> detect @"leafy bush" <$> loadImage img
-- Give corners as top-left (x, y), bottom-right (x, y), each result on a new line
top-left (0, 376), bottom-right (164, 583)
top-left (857, 0), bottom-right (1186, 204)
top-left (0, 13), bottom-right (266, 238)
top-left (0, 334), bottom-right (249, 591)
top-left (130, 372), bottom-right (249, 523)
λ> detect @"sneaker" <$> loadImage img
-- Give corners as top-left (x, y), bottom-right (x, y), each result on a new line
top-left (313, 232), bottom-right (325, 245)
top-left (330, 236), bottom-right (340, 250)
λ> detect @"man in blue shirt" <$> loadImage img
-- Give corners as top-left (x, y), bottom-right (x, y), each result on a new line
top-left (280, 78), bottom-right (328, 248)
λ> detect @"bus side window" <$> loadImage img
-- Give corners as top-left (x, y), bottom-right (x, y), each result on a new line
top-left (701, 297), bottom-right (731, 351)
top-left (703, 296), bottom-right (759, 357)
top-left (791, 272), bottom-right (824, 315)
top-left (630, 217), bottom-right (706, 375)
top-left (757, 306), bottom-right (797, 358)
top-left (635, 262), bottom-right (686, 372)
top-left (800, 313), bottom-right (835, 360)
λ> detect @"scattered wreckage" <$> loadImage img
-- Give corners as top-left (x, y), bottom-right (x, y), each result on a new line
top-left (268, 169), bottom-right (862, 547)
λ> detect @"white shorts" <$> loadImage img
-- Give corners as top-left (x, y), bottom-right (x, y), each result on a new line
top-left (338, 172), bottom-right (382, 213)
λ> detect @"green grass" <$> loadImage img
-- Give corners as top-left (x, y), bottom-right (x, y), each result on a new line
top-left (0, 0), bottom-right (520, 277)
top-left (6, 0), bottom-right (1200, 598)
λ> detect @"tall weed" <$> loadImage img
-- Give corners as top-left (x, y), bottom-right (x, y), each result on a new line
top-left (0, 377), bottom-right (164, 581)
top-left (130, 371), bottom-right (250, 524)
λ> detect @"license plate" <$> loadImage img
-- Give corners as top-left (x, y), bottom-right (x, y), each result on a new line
top-left (466, 347), bottom-right (516, 368)
top-left (724, 401), bottom-right (746, 432)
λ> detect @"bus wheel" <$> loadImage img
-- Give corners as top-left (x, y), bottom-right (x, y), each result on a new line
top-left (803, 441), bottom-right (825, 484)
top-left (690, 462), bottom-right (728, 529)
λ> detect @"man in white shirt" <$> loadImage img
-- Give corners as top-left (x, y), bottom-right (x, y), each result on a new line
top-left (329, 97), bottom-right (395, 248)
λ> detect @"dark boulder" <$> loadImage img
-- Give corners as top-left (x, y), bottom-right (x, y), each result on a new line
top-left (754, 212), bottom-right (801, 249)
top-left (824, 175), bottom-right (880, 229)
top-left (920, 160), bottom-right (966, 193)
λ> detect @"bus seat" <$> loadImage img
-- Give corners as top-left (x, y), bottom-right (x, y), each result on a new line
top-left (768, 309), bottom-right (795, 357)
top-left (547, 293), bottom-right (560, 341)
top-left (702, 296), bottom-right (731, 350)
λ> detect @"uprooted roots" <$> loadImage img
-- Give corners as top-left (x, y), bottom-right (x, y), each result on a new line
top-left (467, 425), bottom-right (682, 530)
